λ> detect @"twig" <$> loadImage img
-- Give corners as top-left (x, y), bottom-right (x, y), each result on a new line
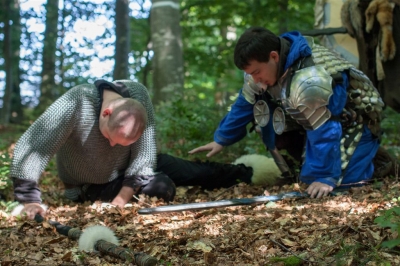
top-left (235, 247), bottom-right (252, 257)
top-left (269, 237), bottom-right (317, 264)
top-left (212, 184), bottom-right (238, 200)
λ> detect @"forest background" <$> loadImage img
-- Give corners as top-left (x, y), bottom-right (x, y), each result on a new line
top-left (0, 0), bottom-right (319, 161)
top-left (1, 0), bottom-right (398, 167)
top-left (0, 0), bottom-right (400, 265)
top-left (0, 0), bottom-right (400, 217)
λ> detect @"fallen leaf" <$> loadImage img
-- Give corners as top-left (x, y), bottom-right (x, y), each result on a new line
top-left (45, 237), bottom-right (66, 244)
top-left (187, 240), bottom-right (213, 252)
top-left (61, 251), bottom-right (72, 261)
top-left (34, 252), bottom-right (43, 260)
top-left (281, 238), bottom-right (297, 247)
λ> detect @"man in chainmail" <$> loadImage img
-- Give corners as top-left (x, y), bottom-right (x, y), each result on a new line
top-left (11, 79), bottom-right (176, 219)
top-left (12, 78), bottom-right (283, 220)
top-left (190, 26), bottom-right (396, 198)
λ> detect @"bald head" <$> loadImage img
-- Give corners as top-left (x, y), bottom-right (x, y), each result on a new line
top-left (108, 98), bottom-right (148, 144)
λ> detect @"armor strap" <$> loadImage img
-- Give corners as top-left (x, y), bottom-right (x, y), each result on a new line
top-left (331, 72), bottom-right (344, 87)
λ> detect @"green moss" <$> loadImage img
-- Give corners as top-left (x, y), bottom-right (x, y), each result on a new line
top-left (270, 256), bottom-right (303, 266)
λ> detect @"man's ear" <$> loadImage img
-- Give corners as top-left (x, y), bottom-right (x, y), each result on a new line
top-left (102, 108), bottom-right (113, 118)
top-left (270, 51), bottom-right (279, 62)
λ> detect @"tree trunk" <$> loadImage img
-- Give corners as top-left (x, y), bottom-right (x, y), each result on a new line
top-left (113, 0), bottom-right (130, 80)
top-left (39, 0), bottom-right (59, 110)
top-left (58, 4), bottom-right (66, 89)
top-left (1, 0), bottom-right (12, 125)
top-left (150, 0), bottom-right (184, 104)
top-left (141, 32), bottom-right (152, 88)
top-left (277, 0), bottom-right (289, 34)
top-left (10, 0), bottom-right (23, 123)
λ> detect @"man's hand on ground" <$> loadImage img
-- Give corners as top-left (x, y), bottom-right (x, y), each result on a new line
top-left (306, 182), bottom-right (333, 198)
top-left (21, 203), bottom-right (46, 220)
top-left (111, 186), bottom-right (135, 208)
top-left (188, 141), bottom-right (223, 157)
top-left (100, 202), bottom-right (117, 209)
top-left (99, 202), bottom-right (133, 210)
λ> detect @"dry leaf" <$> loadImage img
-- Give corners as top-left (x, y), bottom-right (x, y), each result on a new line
top-left (45, 237), bottom-right (66, 244)
top-left (53, 247), bottom-right (63, 253)
top-left (61, 251), bottom-right (72, 261)
top-left (187, 240), bottom-right (213, 252)
top-left (34, 252), bottom-right (43, 260)
top-left (289, 227), bottom-right (307, 233)
top-left (281, 238), bottom-right (297, 247)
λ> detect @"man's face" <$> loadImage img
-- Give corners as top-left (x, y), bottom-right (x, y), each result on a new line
top-left (243, 52), bottom-right (279, 87)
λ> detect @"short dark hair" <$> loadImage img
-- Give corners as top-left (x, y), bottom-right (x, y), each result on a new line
top-left (234, 27), bottom-right (280, 70)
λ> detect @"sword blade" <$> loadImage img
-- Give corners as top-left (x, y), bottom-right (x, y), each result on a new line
top-left (138, 191), bottom-right (309, 215)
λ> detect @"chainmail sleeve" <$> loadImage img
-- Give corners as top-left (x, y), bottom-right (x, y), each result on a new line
top-left (115, 80), bottom-right (157, 179)
top-left (10, 86), bottom-right (83, 202)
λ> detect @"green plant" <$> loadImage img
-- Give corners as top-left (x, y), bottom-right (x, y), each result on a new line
top-left (381, 107), bottom-right (400, 160)
top-left (0, 152), bottom-right (12, 190)
top-left (269, 255), bottom-right (303, 266)
top-left (0, 200), bottom-right (19, 212)
top-left (333, 240), bottom-right (391, 266)
top-left (155, 92), bottom-right (265, 162)
top-left (158, 259), bottom-right (172, 266)
top-left (374, 206), bottom-right (400, 248)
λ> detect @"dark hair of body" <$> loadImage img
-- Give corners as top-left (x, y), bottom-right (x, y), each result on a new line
top-left (233, 26), bottom-right (281, 70)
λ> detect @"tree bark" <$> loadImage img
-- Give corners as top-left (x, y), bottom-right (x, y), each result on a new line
top-left (150, 0), bottom-right (184, 104)
top-left (113, 0), bottom-right (130, 80)
top-left (277, 0), bottom-right (289, 34)
top-left (10, 0), bottom-right (23, 123)
top-left (39, 0), bottom-right (59, 110)
top-left (1, 0), bottom-right (12, 125)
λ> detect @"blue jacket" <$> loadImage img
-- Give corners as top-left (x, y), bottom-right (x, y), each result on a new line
top-left (214, 31), bottom-right (379, 187)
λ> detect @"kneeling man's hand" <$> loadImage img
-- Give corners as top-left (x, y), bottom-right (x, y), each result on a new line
top-left (22, 203), bottom-right (46, 220)
top-left (306, 182), bottom-right (333, 198)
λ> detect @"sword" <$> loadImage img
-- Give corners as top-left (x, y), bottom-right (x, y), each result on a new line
top-left (138, 191), bottom-right (309, 215)
top-left (34, 214), bottom-right (157, 266)
top-left (138, 189), bottom-right (350, 215)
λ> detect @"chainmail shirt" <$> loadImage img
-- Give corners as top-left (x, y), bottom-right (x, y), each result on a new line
top-left (10, 80), bottom-right (157, 203)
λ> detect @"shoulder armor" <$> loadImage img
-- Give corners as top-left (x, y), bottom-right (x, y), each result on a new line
top-left (284, 65), bottom-right (333, 130)
top-left (242, 74), bottom-right (264, 104)
top-left (306, 36), bottom-right (353, 75)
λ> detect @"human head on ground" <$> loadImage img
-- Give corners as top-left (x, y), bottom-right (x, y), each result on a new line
top-left (99, 98), bottom-right (148, 147)
top-left (234, 26), bottom-right (281, 87)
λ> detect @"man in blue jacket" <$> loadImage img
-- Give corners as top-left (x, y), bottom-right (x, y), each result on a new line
top-left (190, 26), bottom-right (387, 198)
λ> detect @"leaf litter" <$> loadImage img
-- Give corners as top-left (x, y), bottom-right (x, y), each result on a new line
top-left (1, 177), bottom-right (400, 265)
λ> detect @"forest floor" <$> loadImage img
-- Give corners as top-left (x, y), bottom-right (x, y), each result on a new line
top-left (1, 171), bottom-right (400, 265)
top-left (1, 117), bottom-right (400, 265)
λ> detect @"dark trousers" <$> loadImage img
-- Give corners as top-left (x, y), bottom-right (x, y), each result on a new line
top-left (81, 153), bottom-right (253, 203)
top-left (156, 153), bottom-right (253, 189)
top-left (82, 172), bottom-right (176, 203)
